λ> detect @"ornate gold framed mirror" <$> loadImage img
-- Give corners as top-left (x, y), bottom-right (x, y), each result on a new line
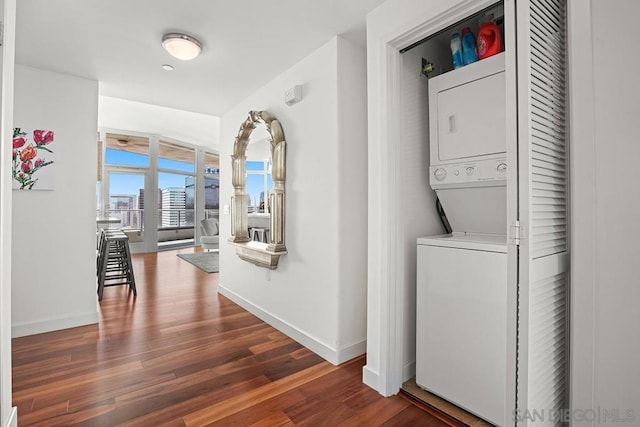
top-left (228, 111), bottom-right (287, 269)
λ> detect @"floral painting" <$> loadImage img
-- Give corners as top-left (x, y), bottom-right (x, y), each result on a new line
top-left (12, 128), bottom-right (55, 190)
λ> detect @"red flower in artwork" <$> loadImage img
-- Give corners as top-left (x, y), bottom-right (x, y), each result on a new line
top-left (20, 145), bottom-right (37, 161)
top-left (33, 130), bottom-right (54, 145)
top-left (13, 137), bottom-right (26, 149)
top-left (12, 128), bottom-right (55, 190)
top-left (21, 160), bottom-right (33, 173)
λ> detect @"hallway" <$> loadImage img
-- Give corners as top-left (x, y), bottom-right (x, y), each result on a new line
top-left (11, 248), bottom-right (455, 426)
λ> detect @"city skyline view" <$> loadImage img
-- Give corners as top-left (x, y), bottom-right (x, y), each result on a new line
top-left (107, 149), bottom-right (269, 203)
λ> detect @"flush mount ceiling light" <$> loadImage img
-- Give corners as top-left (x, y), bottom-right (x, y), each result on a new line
top-left (162, 33), bottom-right (202, 60)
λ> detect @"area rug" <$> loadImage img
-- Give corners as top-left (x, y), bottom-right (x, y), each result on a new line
top-left (177, 252), bottom-right (219, 273)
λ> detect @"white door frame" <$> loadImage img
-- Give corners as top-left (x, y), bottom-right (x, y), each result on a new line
top-left (566, 0), bottom-right (596, 420)
top-left (364, 0), bottom-right (503, 397)
top-left (1, 1), bottom-right (18, 424)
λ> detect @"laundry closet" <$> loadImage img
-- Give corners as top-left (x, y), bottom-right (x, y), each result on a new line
top-left (395, 1), bottom-right (569, 425)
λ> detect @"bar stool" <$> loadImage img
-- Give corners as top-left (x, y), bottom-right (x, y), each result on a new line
top-left (96, 229), bottom-right (124, 272)
top-left (97, 229), bottom-right (137, 301)
top-left (251, 228), bottom-right (268, 243)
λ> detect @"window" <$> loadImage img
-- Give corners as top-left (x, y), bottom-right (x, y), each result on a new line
top-left (246, 160), bottom-right (272, 213)
top-left (98, 131), bottom-right (220, 251)
top-left (204, 152), bottom-right (220, 219)
top-left (158, 142), bottom-right (196, 246)
top-left (108, 172), bottom-right (145, 234)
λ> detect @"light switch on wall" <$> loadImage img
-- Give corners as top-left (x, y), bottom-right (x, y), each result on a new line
top-left (223, 204), bottom-right (230, 215)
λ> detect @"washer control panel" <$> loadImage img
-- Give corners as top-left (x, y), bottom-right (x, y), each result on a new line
top-left (430, 158), bottom-right (507, 188)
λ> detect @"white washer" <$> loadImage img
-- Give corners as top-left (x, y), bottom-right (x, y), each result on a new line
top-left (416, 233), bottom-right (507, 425)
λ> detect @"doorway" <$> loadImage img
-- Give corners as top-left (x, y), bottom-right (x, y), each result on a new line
top-left (365, 0), bottom-right (569, 425)
top-left (98, 130), bottom-right (220, 253)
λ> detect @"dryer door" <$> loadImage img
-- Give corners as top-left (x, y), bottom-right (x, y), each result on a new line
top-left (436, 70), bottom-right (506, 161)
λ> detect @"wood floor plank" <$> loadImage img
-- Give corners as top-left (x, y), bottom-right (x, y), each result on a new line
top-left (28, 401), bottom-right (116, 427)
top-left (12, 247), bottom-right (450, 426)
top-left (12, 360), bottom-right (144, 401)
top-left (338, 396), bottom-right (411, 426)
top-left (115, 376), bottom-right (273, 427)
top-left (248, 411), bottom-right (293, 427)
top-left (14, 401), bottom-right (69, 426)
top-left (382, 404), bottom-right (452, 427)
top-left (206, 389), bottom-right (307, 427)
top-left (182, 361), bottom-right (339, 426)
top-left (283, 358), bottom-right (367, 423)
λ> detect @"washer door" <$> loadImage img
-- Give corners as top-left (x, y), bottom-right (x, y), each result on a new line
top-left (416, 243), bottom-right (507, 425)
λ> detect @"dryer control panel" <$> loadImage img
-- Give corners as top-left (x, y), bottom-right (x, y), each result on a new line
top-left (430, 158), bottom-right (507, 189)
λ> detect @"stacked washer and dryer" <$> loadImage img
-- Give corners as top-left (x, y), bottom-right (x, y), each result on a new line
top-left (416, 52), bottom-right (508, 425)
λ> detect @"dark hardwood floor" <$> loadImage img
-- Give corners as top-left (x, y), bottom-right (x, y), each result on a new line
top-left (12, 247), bottom-right (460, 426)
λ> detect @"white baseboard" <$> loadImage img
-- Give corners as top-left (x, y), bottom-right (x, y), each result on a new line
top-left (12, 311), bottom-right (98, 338)
top-left (402, 360), bottom-right (416, 382)
top-left (218, 284), bottom-right (365, 365)
top-left (335, 339), bottom-right (367, 364)
top-left (362, 365), bottom-right (380, 392)
top-left (4, 407), bottom-right (17, 427)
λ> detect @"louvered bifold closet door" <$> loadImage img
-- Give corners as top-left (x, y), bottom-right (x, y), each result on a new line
top-left (515, 0), bottom-right (569, 426)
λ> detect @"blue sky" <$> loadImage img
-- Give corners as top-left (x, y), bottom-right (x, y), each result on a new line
top-left (246, 161), bottom-right (273, 206)
top-left (106, 148), bottom-right (195, 194)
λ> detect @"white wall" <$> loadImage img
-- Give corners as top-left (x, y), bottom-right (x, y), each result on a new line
top-left (570, 0), bottom-right (640, 423)
top-left (336, 36), bottom-right (369, 359)
top-left (218, 36), bottom-right (368, 365)
top-left (1, 0), bottom-right (18, 423)
top-left (397, 45), bottom-right (448, 382)
top-left (12, 65), bottom-right (99, 337)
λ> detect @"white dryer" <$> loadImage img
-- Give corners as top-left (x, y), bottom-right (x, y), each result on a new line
top-left (428, 52), bottom-right (507, 235)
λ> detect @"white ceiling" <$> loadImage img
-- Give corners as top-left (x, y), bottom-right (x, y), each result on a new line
top-left (15, 0), bottom-right (386, 117)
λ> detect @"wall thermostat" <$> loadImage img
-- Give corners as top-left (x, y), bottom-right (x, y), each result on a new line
top-left (285, 85), bottom-right (302, 106)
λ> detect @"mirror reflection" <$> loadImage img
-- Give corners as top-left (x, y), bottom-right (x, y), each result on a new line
top-left (246, 130), bottom-right (273, 242)
top-left (229, 110), bottom-right (286, 269)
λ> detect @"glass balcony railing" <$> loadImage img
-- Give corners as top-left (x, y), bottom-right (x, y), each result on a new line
top-left (102, 208), bottom-right (220, 247)
top-left (104, 209), bottom-right (220, 230)
top-left (157, 209), bottom-right (195, 229)
top-left (204, 209), bottom-right (219, 220)
top-left (106, 209), bottom-right (144, 231)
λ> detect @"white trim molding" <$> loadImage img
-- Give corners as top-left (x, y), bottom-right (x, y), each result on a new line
top-left (1, 0), bottom-right (17, 424)
top-left (362, 365), bottom-right (380, 390)
top-left (3, 407), bottom-right (16, 427)
top-left (567, 0), bottom-right (596, 424)
top-left (218, 284), bottom-right (366, 366)
top-left (11, 312), bottom-right (98, 338)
